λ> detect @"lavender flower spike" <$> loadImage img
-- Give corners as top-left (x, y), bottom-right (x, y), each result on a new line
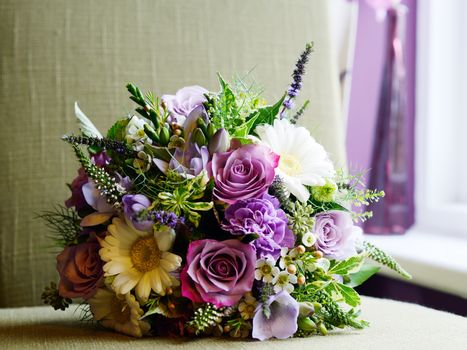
top-left (280, 42), bottom-right (313, 118)
top-left (252, 291), bottom-right (299, 340)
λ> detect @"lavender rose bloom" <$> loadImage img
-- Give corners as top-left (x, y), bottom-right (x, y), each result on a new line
top-left (252, 291), bottom-right (299, 340)
top-left (56, 238), bottom-right (104, 298)
top-left (181, 239), bottom-right (256, 307)
top-left (313, 210), bottom-right (361, 260)
top-left (162, 85), bottom-right (208, 126)
top-left (222, 194), bottom-right (294, 259)
top-left (122, 194), bottom-right (153, 231)
top-left (209, 144), bottom-right (279, 204)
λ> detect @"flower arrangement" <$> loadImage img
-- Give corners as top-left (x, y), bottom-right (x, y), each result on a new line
top-left (41, 43), bottom-right (410, 340)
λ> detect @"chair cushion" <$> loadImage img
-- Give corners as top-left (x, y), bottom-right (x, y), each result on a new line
top-left (0, 297), bottom-right (466, 349)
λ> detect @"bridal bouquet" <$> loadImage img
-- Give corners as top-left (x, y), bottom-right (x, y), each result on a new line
top-left (41, 43), bottom-right (410, 339)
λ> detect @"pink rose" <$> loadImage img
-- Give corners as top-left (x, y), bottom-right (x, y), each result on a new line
top-left (56, 239), bottom-right (104, 299)
top-left (181, 239), bottom-right (256, 307)
top-left (209, 144), bottom-right (279, 204)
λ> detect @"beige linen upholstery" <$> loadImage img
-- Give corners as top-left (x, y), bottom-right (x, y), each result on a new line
top-left (1, 297), bottom-right (466, 349)
top-left (0, 0), bottom-right (345, 307)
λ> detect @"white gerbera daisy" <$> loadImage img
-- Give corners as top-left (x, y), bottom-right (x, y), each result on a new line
top-left (88, 288), bottom-right (150, 337)
top-left (99, 217), bottom-right (182, 302)
top-left (255, 119), bottom-right (335, 202)
top-left (255, 256), bottom-right (279, 283)
top-left (272, 271), bottom-right (297, 293)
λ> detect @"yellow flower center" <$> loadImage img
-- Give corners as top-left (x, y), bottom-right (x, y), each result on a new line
top-left (110, 296), bottom-right (131, 324)
top-left (260, 264), bottom-right (272, 275)
top-left (131, 236), bottom-right (161, 272)
top-left (279, 154), bottom-right (302, 176)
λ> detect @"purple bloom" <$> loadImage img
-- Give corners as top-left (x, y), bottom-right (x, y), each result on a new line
top-left (82, 180), bottom-right (114, 213)
top-left (162, 85), bottom-right (208, 126)
top-left (144, 210), bottom-right (183, 229)
top-left (222, 194), bottom-right (294, 259)
top-left (91, 151), bottom-right (111, 167)
top-left (122, 194), bottom-right (153, 231)
top-left (181, 239), bottom-right (256, 307)
top-left (313, 210), bottom-right (361, 260)
top-left (283, 99), bottom-right (295, 110)
top-left (208, 128), bottom-right (230, 154)
top-left (252, 291), bottom-right (299, 340)
top-left (209, 144), bottom-right (279, 204)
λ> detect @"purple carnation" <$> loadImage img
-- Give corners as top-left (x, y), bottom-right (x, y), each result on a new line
top-left (313, 210), bottom-right (361, 260)
top-left (209, 144), bottom-right (279, 204)
top-left (222, 194), bottom-right (294, 259)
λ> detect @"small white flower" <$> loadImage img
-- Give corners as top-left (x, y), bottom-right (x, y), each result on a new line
top-left (255, 256), bottom-right (279, 283)
top-left (272, 271), bottom-right (298, 293)
top-left (87, 288), bottom-right (150, 337)
top-left (279, 247), bottom-right (298, 269)
top-left (125, 115), bottom-right (154, 151)
top-left (255, 119), bottom-right (335, 202)
top-left (302, 232), bottom-right (316, 247)
top-left (315, 258), bottom-right (331, 272)
top-left (238, 293), bottom-right (258, 320)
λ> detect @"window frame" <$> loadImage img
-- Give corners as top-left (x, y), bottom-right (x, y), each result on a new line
top-left (415, 0), bottom-right (467, 238)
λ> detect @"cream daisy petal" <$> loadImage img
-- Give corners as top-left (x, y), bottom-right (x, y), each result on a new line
top-left (101, 217), bottom-right (182, 298)
top-left (135, 272), bottom-right (151, 302)
top-left (280, 173), bottom-right (310, 202)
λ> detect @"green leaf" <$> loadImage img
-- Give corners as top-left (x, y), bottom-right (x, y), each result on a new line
top-left (246, 94), bottom-right (286, 135)
top-left (107, 119), bottom-right (129, 141)
top-left (328, 255), bottom-right (364, 276)
top-left (327, 282), bottom-right (361, 307)
top-left (348, 264), bottom-right (380, 287)
top-left (185, 201), bottom-right (213, 211)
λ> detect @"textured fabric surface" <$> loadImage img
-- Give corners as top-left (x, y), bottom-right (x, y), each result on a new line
top-left (0, 0), bottom-right (345, 307)
top-left (0, 297), bottom-right (466, 349)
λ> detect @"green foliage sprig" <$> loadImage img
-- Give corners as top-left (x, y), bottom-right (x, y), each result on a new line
top-left (37, 205), bottom-right (82, 247)
top-left (363, 241), bottom-right (412, 279)
top-left (41, 282), bottom-right (72, 311)
top-left (72, 144), bottom-right (124, 205)
top-left (187, 303), bottom-right (224, 335)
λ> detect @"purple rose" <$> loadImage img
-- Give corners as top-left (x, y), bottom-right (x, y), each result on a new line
top-left (252, 291), bottom-right (299, 340)
top-left (209, 144), bottom-right (279, 204)
top-left (122, 194), bottom-right (153, 231)
top-left (56, 238), bottom-right (104, 299)
top-left (162, 85), bottom-right (208, 126)
top-left (313, 210), bottom-right (361, 260)
top-left (181, 239), bottom-right (256, 307)
top-left (222, 194), bottom-right (295, 259)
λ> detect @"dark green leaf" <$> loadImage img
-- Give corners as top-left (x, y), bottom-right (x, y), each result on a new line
top-left (107, 119), bottom-right (129, 141)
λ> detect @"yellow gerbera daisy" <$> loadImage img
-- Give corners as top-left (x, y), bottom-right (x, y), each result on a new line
top-left (99, 217), bottom-right (182, 302)
top-left (87, 287), bottom-right (150, 337)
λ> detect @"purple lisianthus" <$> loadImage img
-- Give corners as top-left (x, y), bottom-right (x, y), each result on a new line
top-left (313, 210), bottom-right (362, 260)
top-left (209, 144), bottom-right (279, 204)
top-left (162, 85), bottom-right (208, 126)
top-left (252, 291), bottom-right (299, 340)
top-left (122, 194), bottom-right (153, 231)
top-left (222, 194), bottom-right (294, 259)
top-left (181, 239), bottom-right (256, 307)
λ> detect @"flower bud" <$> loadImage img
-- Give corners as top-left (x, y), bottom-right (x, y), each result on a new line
top-left (296, 245), bottom-right (306, 254)
top-left (192, 127), bottom-right (207, 146)
top-left (297, 275), bottom-right (306, 285)
top-left (298, 317), bottom-right (316, 331)
top-left (207, 123), bottom-right (216, 139)
top-left (312, 250), bottom-right (323, 259)
top-left (208, 128), bottom-right (230, 154)
top-left (159, 126), bottom-right (171, 146)
top-left (298, 302), bottom-right (315, 317)
top-left (318, 322), bottom-right (328, 335)
top-left (287, 264), bottom-right (297, 275)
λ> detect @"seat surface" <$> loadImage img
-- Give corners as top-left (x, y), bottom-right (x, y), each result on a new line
top-left (0, 297), bottom-right (466, 350)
